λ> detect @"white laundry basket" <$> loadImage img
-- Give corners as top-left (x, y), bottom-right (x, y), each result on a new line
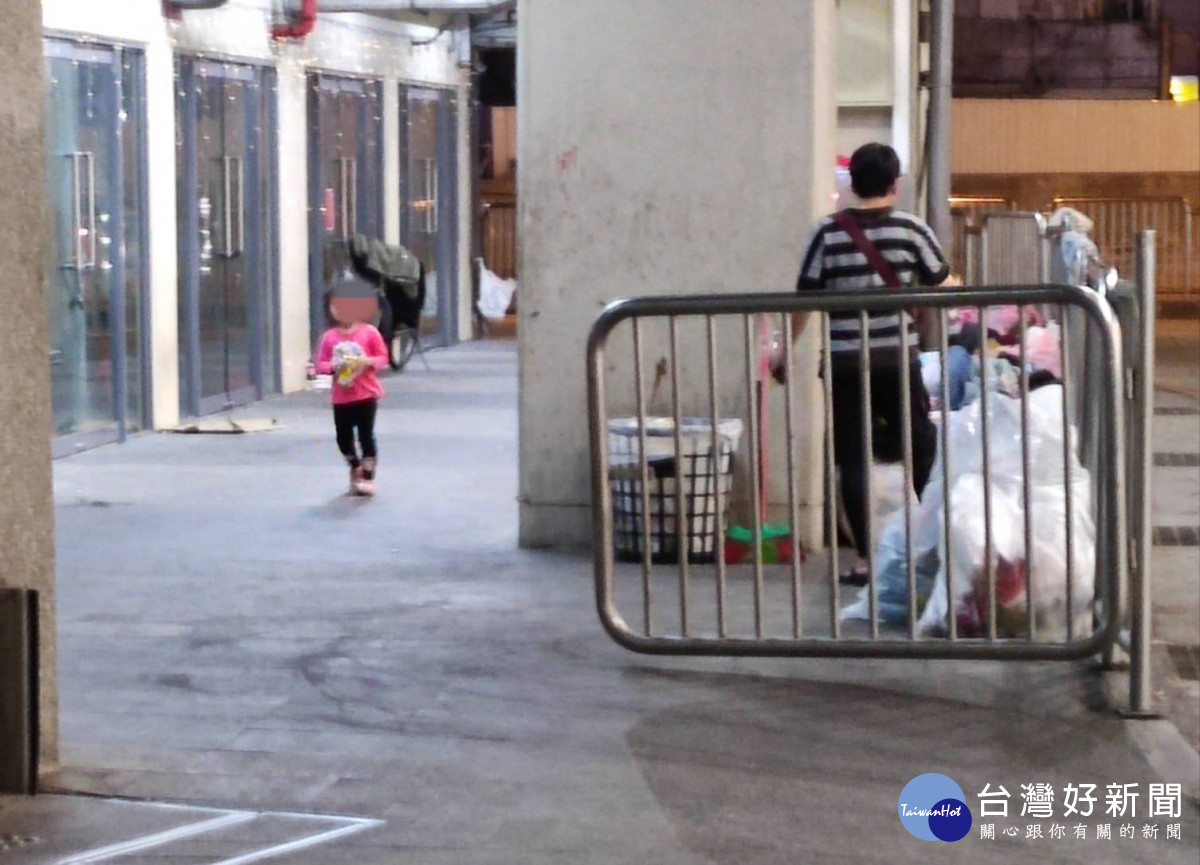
top-left (608, 417), bottom-right (744, 564)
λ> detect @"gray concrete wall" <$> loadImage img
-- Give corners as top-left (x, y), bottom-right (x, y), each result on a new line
top-left (0, 0), bottom-right (57, 768)
top-left (518, 0), bottom-right (838, 548)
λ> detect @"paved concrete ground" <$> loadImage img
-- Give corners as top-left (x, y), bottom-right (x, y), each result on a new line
top-left (2, 339), bottom-right (1198, 864)
top-left (1156, 318), bottom-right (1200, 399)
top-left (1146, 318), bottom-right (1200, 753)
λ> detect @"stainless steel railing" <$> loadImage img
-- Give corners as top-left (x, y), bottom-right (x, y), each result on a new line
top-left (588, 270), bottom-right (1154, 714)
top-left (1052, 197), bottom-right (1195, 300)
top-left (949, 197), bottom-right (1016, 283)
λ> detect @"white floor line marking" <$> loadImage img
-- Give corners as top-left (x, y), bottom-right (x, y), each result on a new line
top-left (260, 810), bottom-right (383, 824)
top-left (55, 811), bottom-right (257, 865)
top-left (207, 818), bottom-right (386, 865)
top-left (93, 800), bottom-right (239, 816)
top-left (52, 799), bottom-right (385, 865)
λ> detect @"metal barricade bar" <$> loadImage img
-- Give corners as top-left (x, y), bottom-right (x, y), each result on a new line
top-left (1052, 197), bottom-right (1196, 299)
top-left (1103, 233), bottom-right (1158, 715)
top-left (948, 197), bottom-right (1015, 283)
top-left (588, 284), bottom-right (1127, 664)
top-left (980, 211), bottom-right (1048, 286)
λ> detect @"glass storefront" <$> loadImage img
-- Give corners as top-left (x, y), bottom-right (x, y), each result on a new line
top-left (401, 86), bottom-right (459, 347)
top-left (176, 58), bottom-right (278, 417)
top-left (307, 73), bottom-right (384, 347)
top-left (43, 39), bottom-right (147, 455)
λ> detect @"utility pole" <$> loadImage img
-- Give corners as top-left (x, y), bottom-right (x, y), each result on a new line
top-left (927, 0), bottom-right (954, 243)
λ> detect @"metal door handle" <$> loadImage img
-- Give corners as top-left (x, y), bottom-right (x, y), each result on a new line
top-left (348, 157), bottom-right (357, 239)
top-left (68, 153), bottom-right (83, 268)
top-left (235, 157), bottom-right (245, 255)
top-left (67, 152), bottom-right (97, 270)
top-left (338, 157), bottom-right (357, 241)
top-left (337, 157), bottom-right (348, 241)
top-left (426, 160), bottom-right (438, 234)
top-left (82, 151), bottom-right (97, 268)
top-left (222, 156), bottom-right (245, 257)
top-left (223, 156), bottom-right (234, 257)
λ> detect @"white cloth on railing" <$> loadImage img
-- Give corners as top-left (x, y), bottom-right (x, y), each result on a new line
top-left (478, 264), bottom-right (517, 320)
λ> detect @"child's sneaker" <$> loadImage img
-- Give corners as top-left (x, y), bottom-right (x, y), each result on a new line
top-left (349, 465), bottom-right (363, 495)
top-left (356, 478), bottom-right (376, 497)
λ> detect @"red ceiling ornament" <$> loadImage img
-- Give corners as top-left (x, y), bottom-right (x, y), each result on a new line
top-left (272, 0), bottom-right (318, 40)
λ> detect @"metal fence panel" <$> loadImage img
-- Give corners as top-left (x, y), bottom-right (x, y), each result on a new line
top-left (1052, 197), bottom-right (1196, 299)
top-left (588, 285), bottom-right (1127, 666)
top-left (980, 211), bottom-right (1049, 285)
top-left (948, 197), bottom-right (1015, 282)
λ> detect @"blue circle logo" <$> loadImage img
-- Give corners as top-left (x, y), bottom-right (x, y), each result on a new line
top-left (898, 774), bottom-right (972, 842)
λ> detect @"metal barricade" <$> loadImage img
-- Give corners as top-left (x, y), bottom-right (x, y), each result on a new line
top-left (949, 197), bottom-right (1015, 282)
top-left (587, 281), bottom-right (1154, 712)
top-left (1052, 197), bottom-right (1196, 300)
top-left (1104, 233), bottom-right (1156, 712)
top-left (979, 211), bottom-right (1049, 285)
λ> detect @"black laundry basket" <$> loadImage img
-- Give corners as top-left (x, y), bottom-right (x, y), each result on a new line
top-left (608, 417), bottom-right (743, 564)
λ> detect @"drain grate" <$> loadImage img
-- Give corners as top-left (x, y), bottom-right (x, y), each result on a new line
top-left (1166, 644), bottom-right (1200, 682)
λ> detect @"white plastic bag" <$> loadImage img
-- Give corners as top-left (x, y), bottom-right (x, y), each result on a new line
top-left (477, 264), bottom-right (517, 320)
top-left (917, 386), bottom-right (1095, 639)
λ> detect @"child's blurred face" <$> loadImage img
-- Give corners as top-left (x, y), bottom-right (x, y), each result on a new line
top-left (330, 296), bottom-right (377, 326)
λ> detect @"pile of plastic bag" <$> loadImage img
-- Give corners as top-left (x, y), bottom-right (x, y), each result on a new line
top-left (842, 384), bottom-right (1095, 640)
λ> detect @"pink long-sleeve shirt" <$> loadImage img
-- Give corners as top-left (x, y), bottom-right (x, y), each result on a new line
top-left (316, 324), bottom-right (389, 404)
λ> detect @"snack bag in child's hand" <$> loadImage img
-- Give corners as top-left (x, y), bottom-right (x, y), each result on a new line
top-left (333, 341), bottom-right (366, 388)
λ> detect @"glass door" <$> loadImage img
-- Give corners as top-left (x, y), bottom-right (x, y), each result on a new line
top-left (177, 58), bottom-right (276, 417)
top-left (43, 40), bottom-right (147, 455)
top-left (401, 86), bottom-right (458, 348)
top-left (307, 74), bottom-right (384, 346)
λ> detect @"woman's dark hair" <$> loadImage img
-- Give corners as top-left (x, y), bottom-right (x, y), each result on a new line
top-left (849, 143), bottom-right (901, 199)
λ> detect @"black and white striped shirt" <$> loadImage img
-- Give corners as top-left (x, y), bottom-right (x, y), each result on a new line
top-left (797, 208), bottom-right (950, 354)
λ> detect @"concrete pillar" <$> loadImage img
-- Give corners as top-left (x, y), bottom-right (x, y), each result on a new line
top-left (457, 80), bottom-right (475, 343)
top-left (143, 17), bottom-right (182, 430)
top-left (276, 49), bottom-right (313, 393)
top-left (518, 0), bottom-right (838, 548)
top-left (0, 0), bottom-right (59, 770)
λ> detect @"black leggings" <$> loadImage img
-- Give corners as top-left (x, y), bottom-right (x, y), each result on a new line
top-left (333, 399), bottom-right (378, 475)
top-left (830, 359), bottom-right (937, 557)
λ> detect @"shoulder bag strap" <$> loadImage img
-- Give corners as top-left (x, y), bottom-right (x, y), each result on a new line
top-left (832, 211), bottom-right (901, 289)
top-left (832, 210), bottom-right (929, 347)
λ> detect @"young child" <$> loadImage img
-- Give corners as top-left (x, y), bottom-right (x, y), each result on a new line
top-left (315, 274), bottom-right (389, 496)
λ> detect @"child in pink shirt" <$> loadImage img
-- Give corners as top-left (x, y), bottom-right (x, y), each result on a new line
top-left (316, 277), bottom-right (390, 496)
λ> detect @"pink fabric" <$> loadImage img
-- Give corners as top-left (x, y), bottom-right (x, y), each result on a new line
top-left (1024, 324), bottom-right (1063, 379)
top-left (953, 306), bottom-right (1044, 338)
top-left (316, 324), bottom-right (389, 404)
